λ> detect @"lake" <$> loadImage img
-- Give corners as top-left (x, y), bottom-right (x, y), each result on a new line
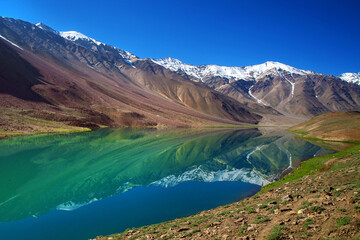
top-left (0, 128), bottom-right (334, 240)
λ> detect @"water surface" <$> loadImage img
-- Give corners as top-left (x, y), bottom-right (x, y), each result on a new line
top-left (0, 128), bottom-right (333, 239)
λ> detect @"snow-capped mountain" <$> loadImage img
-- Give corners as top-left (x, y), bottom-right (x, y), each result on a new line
top-left (153, 57), bottom-right (315, 82)
top-left (35, 23), bottom-right (137, 61)
top-left (152, 57), bottom-right (360, 117)
top-left (339, 72), bottom-right (360, 85)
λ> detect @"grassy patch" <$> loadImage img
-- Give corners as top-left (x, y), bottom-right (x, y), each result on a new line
top-left (253, 215), bottom-right (270, 224)
top-left (303, 218), bottom-right (314, 229)
top-left (266, 225), bottom-right (288, 240)
top-left (260, 144), bottom-right (360, 193)
top-left (245, 207), bottom-right (256, 214)
top-left (336, 217), bottom-right (351, 227)
top-left (238, 225), bottom-right (248, 236)
top-left (310, 205), bottom-right (326, 213)
top-left (299, 201), bottom-right (313, 210)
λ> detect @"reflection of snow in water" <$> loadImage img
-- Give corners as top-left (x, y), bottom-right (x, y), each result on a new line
top-left (56, 198), bottom-right (99, 211)
top-left (0, 195), bottom-right (18, 207)
top-left (246, 145), bottom-right (264, 164)
top-left (150, 165), bottom-right (271, 187)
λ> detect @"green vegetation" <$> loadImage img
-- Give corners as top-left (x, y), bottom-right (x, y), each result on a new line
top-left (253, 215), bottom-right (270, 224)
top-left (266, 225), bottom-right (288, 240)
top-left (0, 107), bottom-right (91, 138)
top-left (310, 205), bottom-right (326, 213)
top-left (260, 144), bottom-right (360, 193)
top-left (245, 207), bottom-right (256, 214)
top-left (303, 218), bottom-right (314, 229)
top-left (336, 217), bottom-right (351, 227)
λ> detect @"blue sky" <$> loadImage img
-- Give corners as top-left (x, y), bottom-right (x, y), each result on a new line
top-left (1, 0), bottom-right (360, 75)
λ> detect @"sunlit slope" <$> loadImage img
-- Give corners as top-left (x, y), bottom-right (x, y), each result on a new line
top-left (289, 111), bottom-right (360, 142)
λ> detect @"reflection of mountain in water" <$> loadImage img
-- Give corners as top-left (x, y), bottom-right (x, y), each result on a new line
top-left (0, 128), bottom-right (333, 221)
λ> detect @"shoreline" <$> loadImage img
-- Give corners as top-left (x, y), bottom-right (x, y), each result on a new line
top-left (93, 136), bottom-right (360, 240)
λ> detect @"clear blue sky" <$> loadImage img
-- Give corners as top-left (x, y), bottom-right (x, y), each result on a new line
top-left (1, 0), bottom-right (360, 75)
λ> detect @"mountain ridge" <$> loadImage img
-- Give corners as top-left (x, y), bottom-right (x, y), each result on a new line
top-left (0, 16), bottom-right (360, 136)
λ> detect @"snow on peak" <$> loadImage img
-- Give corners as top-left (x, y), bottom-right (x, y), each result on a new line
top-left (35, 22), bottom-right (59, 35)
top-left (153, 58), bottom-right (314, 82)
top-left (59, 31), bottom-right (137, 61)
top-left (59, 31), bottom-right (103, 46)
top-left (153, 57), bottom-right (203, 79)
top-left (339, 72), bottom-right (360, 85)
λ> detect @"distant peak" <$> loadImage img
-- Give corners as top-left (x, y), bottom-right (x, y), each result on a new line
top-left (339, 72), bottom-right (360, 85)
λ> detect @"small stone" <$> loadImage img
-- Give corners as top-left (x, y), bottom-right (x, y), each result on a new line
top-left (211, 222), bottom-right (221, 226)
top-left (285, 218), bottom-right (291, 222)
top-left (235, 217), bottom-right (245, 223)
top-left (177, 227), bottom-right (190, 232)
top-left (222, 234), bottom-right (229, 239)
top-left (308, 224), bottom-right (319, 229)
top-left (287, 211), bottom-right (297, 215)
top-left (282, 194), bottom-right (294, 202)
top-left (247, 226), bottom-right (255, 231)
top-left (293, 221), bottom-right (298, 225)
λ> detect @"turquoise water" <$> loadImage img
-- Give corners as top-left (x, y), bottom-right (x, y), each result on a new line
top-left (0, 128), bottom-right (333, 239)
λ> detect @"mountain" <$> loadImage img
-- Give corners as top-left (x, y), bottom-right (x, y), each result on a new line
top-left (0, 17), bottom-right (265, 135)
top-left (153, 57), bottom-right (360, 118)
top-left (0, 16), bottom-right (359, 134)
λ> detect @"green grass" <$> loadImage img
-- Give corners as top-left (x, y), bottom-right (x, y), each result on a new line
top-left (238, 225), bottom-right (248, 236)
top-left (253, 215), bottom-right (270, 224)
top-left (266, 225), bottom-right (288, 240)
top-left (354, 206), bottom-right (360, 213)
top-left (310, 205), bottom-right (326, 213)
top-left (245, 207), bottom-right (256, 214)
top-left (336, 217), bottom-right (351, 227)
top-left (303, 218), bottom-right (314, 229)
top-left (260, 144), bottom-right (360, 193)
